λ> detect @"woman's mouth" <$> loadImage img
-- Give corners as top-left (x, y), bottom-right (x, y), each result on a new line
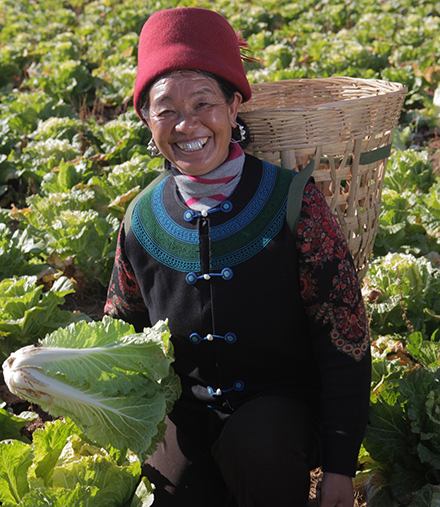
top-left (176, 138), bottom-right (208, 152)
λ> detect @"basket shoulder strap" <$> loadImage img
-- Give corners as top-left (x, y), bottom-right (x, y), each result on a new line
top-left (124, 170), bottom-right (170, 235)
top-left (285, 158), bottom-right (315, 238)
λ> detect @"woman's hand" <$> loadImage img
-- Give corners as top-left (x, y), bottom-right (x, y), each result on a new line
top-left (316, 472), bottom-right (354, 507)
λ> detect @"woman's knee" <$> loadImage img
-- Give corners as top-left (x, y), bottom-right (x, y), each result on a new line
top-left (211, 396), bottom-right (321, 506)
top-left (143, 416), bottom-right (229, 507)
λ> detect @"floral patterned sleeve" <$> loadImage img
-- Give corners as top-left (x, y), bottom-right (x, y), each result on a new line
top-left (104, 220), bottom-right (150, 332)
top-left (297, 181), bottom-right (371, 477)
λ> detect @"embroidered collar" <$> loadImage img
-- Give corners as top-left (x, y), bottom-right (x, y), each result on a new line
top-left (131, 157), bottom-right (293, 272)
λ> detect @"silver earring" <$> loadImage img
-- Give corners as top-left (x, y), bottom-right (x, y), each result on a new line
top-left (148, 138), bottom-right (160, 157)
top-left (237, 122), bottom-right (246, 142)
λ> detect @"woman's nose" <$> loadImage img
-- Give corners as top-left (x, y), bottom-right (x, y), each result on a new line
top-left (174, 110), bottom-right (200, 133)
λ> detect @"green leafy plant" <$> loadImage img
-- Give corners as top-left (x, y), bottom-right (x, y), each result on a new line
top-left (365, 253), bottom-right (440, 338)
top-left (2, 317), bottom-right (181, 460)
top-left (15, 201), bottom-right (121, 287)
top-left (373, 189), bottom-right (431, 257)
top-left (417, 181), bottom-right (440, 241)
top-left (0, 224), bottom-right (46, 281)
top-left (0, 417), bottom-right (154, 507)
top-left (384, 149), bottom-right (435, 194)
top-left (406, 331), bottom-right (440, 371)
top-left (360, 366), bottom-right (440, 506)
top-left (0, 402), bottom-right (38, 443)
top-left (0, 275), bottom-right (88, 362)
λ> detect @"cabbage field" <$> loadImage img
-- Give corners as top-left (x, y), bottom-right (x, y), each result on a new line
top-left (1, 0), bottom-right (440, 505)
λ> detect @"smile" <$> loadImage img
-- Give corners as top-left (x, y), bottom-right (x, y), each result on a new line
top-left (176, 138), bottom-right (208, 152)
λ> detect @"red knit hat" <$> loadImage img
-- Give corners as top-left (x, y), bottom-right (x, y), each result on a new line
top-left (133, 7), bottom-right (252, 120)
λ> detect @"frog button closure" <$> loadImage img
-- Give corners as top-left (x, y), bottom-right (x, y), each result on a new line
top-left (207, 380), bottom-right (245, 397)
top-left (183, 201), bottom-right (233, 222)
top-left (189, 332), bottom-right (237, 344)
top-left (186, 267), bottom-right (233, 285)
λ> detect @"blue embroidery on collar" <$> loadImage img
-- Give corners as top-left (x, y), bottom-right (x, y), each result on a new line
top-left (151, 178), bottom-right (199, 244)
top-left (151, 161), bottom-right (278, 242)
top-left (131, 204), bottom-right (201, 272)
top-left (132, 161), bottom-right (291, 272)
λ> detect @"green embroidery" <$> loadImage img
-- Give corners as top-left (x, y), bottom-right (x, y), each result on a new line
top-left (212, 168), bottom-right (291, 260)
top-left (132, 163), bottom-right (292, 271)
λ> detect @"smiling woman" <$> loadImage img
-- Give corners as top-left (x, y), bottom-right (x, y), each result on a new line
top-left (145, 71), bottom-right (242, 176)
top-left (104, 7), bottom-right (371, 507)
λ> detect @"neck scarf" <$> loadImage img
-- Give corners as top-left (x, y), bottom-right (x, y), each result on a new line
top-left (171, 143), bottom-right (245, 211)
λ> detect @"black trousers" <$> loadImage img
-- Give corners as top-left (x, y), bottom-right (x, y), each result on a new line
top-left (143, 395), bottom-right (323, 507)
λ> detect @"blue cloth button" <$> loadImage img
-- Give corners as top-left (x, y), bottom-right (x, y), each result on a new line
top-left (220, 200), bottom-right (233, 212)
top-left (190, 332), bottom-right (236, 344)
top-left (189, 333), bottom-right (201, 344)
top-left (184, 210), bottom-right (196, 221)
top-left (186, 272), bottom-right (197, 284)
top-left (221, 268), bottom-right (233, 280)
top-left (208, 381), bottom-right (245, 397)
top-left (224, 332), bottom-right (237, 344)
top-left (233, 380), bottom-right (245, 391)
top-left (185, 269), bottom-right (233, 284)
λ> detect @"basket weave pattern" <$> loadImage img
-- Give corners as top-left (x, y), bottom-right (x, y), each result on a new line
top-left (239, 77), bottom-right (407, 279)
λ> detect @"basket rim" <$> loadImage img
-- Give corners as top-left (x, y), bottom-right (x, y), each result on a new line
top-left (239, 77), bottom-right (408, 113)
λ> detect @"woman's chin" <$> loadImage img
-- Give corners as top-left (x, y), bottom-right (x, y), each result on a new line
top-left (171, 145), bottom-right (228, 176)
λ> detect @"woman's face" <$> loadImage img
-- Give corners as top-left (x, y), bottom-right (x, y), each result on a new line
top-left (147, 71), bottom-right (242, 176)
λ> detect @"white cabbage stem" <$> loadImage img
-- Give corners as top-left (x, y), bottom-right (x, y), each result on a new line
top-left (3, 354), bottom-right (117, 412)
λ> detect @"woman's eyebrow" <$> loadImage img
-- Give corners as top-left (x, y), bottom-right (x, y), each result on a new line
top-left (152, 94), bottom-right (173, 105)
top-left (152, 87), bottom-right (215, 105)
top-left (189, 87), bottom-right (216, 97)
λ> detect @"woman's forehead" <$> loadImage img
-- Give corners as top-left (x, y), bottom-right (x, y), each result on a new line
top-left (150, 71), bottom-right (222, 102)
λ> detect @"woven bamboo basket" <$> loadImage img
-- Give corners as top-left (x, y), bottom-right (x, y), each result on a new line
top-left (239, 77), bottom-right (407, 280)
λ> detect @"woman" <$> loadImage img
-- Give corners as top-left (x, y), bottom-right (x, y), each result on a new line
top-left (105, 7), bottom-right (371, 507)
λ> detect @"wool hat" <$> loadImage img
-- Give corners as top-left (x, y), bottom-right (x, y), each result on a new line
top-left (133, 7), bottom-right (252, 119)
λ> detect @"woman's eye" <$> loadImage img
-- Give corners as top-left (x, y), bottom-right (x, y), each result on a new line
top-left (152, 108), bottom-right (175, 118)
top-left (158, 109), bottom-right (174, 117)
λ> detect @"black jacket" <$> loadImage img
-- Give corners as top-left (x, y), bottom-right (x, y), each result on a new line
top-left (105, 153), bottom-right (371, 476)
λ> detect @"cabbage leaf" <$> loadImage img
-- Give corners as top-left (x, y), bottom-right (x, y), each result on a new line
top-left (0, 402), bottom-right (38, 443)
top-left (2, 317), bottom-right (181, 461)
top-left (0, 417), bottom-right (147, 507)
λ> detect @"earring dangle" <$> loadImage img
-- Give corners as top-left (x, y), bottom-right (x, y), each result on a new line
top-left (237, 122), bottom-right (246, 142)
top-left (148, 138), bottom-right (160, 157)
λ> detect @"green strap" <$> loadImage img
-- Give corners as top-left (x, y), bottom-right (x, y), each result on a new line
top-left (285, 143), bottom-right (392, 237)
top-left (124, 170), bottom-right (170, 235)
top-left (359, 143), bottom-right (392, 165)
top-left (285, 158), bottom-right (315, 237)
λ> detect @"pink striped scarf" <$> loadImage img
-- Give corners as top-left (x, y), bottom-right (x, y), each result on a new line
top-left (172, 143), bottom-right (245, 211)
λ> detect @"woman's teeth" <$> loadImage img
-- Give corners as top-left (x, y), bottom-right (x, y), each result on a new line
top-left (177, 138), bottom-right (208, 152)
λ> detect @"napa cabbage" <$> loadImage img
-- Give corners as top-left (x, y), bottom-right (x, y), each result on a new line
top-left (2, 317), bottom-right (181, 461)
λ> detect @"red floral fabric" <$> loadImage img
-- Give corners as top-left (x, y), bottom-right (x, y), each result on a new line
top-left (298, 182), bottom-right (369, 362)
top-left (104, 221), bottom-right (147, 318)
